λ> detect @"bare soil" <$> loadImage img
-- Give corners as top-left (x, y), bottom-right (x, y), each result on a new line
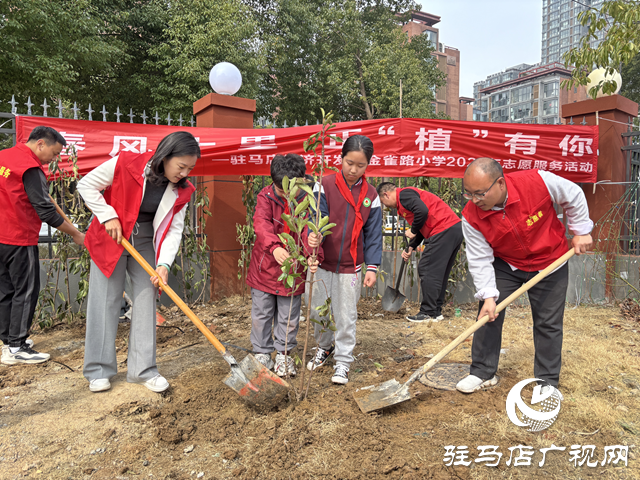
top-left (1, 297), bottom-right (639, 479)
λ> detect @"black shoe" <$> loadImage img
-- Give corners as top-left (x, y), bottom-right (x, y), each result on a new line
top-left (306, 345), bottom-right (334, 371)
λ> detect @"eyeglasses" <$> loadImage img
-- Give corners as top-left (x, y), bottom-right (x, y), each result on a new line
top-left (463, 177), bottom-right (501, 201)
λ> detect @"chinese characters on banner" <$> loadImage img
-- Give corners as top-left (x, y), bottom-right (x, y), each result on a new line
top-left (443, 444), bottom-right (629, 468)
top-left (16, 116), bottom-right (598, 182)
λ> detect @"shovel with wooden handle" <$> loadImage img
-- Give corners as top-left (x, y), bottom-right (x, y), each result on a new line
top-left (354, 249), bottom-right (576, 414)
top-left (50, 196), bottom-right (290, 408)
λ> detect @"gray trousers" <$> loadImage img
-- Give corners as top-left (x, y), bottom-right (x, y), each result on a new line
top-left (83, 222), bottom-right (159, 382)
top-left (309, 267), bottom-right (361, 366)
top-left (250, 288), bottom-right (301, 353)
top-left (470, 257), bottom-right (568, 387)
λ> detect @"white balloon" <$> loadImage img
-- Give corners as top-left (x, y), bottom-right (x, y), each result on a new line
top-left (587, 68), bottom-right (622, 98)
top-left (209, 62), bottom-right (242, 96)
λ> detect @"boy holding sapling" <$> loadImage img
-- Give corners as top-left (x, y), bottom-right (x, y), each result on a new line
top-left (246, 154), bottom-right (318, 377)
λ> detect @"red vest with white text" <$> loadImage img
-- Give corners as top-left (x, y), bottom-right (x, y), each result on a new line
top-left (85, 151), bottom-right (195, 277)
top-left (462, 170), bottom-right (567, 272)
top-left (396, 187), bottom-right (460, 240)
top-left (0, 144), bottom-right (46, 246)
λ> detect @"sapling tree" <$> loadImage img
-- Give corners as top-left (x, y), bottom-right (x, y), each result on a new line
top-left (275, 110), bottom-right (340, 400)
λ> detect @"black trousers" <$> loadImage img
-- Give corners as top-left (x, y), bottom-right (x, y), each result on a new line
top-left (470, 257), bottom-right (568, 387)
top-left (417, 222), bottom-right (463, 317)
top-left (0, 243), bottom-right (40, 348)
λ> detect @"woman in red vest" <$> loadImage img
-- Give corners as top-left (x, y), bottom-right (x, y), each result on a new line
top-left (77, 132), bottom-right (199, 393)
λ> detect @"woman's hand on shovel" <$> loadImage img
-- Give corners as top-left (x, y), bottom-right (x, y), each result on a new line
top-left (151, 265), bottom-right (169, 288)
top-left (401, 247), bottom-right (413, 261)
top-left (104, 218), bottom-right (123, 244)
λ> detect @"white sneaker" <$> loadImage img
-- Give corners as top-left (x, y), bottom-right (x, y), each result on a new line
top-left (1, 344), bottom-right (50, 365)
top-left (456, 374), bottom-right (498, 393)
top-left (331, 363), bottom-right (350, 385)
top-left (274, 353), bottom-right (296, 377)
top-left (254, 353), bottom-right (274, 370)
top-left (541, 385), bottom-right (564, 401)
top-left (89, 378), bottom-right (111, 392)
top-left (141, 374), bottom-right (169, 393)
top-left (434, 315), bottom-right (444, 321)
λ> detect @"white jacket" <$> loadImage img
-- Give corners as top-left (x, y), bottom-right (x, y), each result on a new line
top-left (76, 156), bottom-right (188, 268)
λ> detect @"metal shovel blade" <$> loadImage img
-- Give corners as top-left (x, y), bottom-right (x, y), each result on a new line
top-left (223, 354), bottom-right (291, 409)
top-left (353, 379), bottom-right (411, 413)
top-left (381, 286), bottom-right (407, 313)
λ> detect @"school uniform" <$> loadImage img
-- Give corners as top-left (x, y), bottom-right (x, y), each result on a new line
top-left (77, 152), bottom-right (194, 383)
top-left (0, 144), bottom-right (64, 351)
top-left (396, 187), bottom-right (462, 318)
top-left (246, 185), bottom-right (316, 354)
top-left (309, 173), bottom-right (382, 367)
top-left (462, 169), bottom-right (593, 387)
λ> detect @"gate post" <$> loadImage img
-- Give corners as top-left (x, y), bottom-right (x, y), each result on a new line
top-left (193, 93), bottom-right (256, 301)
top-left (561, 94), bottom-right (638, 223)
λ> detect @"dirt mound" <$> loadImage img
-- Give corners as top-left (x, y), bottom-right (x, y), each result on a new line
top-left (0, 298), bottom-right (637, 479)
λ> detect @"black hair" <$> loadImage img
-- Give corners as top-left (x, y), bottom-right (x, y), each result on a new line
top-left (376, 181), bottom-right (397, 197)
top-left (467, 157), bottom-right (503, 180)
top-left (341, 135), bottom-right (374, 163)
top-left (27, 126), bottom-right (66, 146)
top-left (270, 153), bottom-right (306, 189)
top-left (148, 131), bottom-right (201, 189)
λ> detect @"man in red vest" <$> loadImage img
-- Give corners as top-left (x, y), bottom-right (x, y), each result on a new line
top-left (378, 182), bottom-right (463, 322)
top-left (456, 157), bottom-right (592, 400)
top-left (0, 126), bottom-right (85, 365)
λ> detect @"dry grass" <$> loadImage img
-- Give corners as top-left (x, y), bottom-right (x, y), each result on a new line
top-left (405, 303), bottom-right (640, 479)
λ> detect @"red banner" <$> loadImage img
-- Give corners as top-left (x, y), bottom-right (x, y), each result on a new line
top-left (16, 116), bottom-right (599, 182)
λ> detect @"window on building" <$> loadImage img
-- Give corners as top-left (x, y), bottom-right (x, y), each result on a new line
top-left (481, 99), bottom-right (488, 112)
top-left (544, 81), bottom-right (559, 98)
top-left (510, 102), bottom-right (533, 122)
top-left (549, 36), bottom-right (559, 46)
top-left (550, 11), bottom-right (560, 21)
top-left (491, 108), bottom-right (509, 123)
top-left (543, 99), bottom-right (558, 116)
top-left (561, 29), bottom-right (569, 38)
top-left (550, 19), bottom-right (559, 28)
top-left (560, 12), bottom-right (569, 20)
top-left (561, 20), bottom-right (569, 28)
top-left (543, 116), bottom-right (557, 124)
top-left (511, 85), bottom-right (533, 103)
top-left (424, 30), bottom-right (437, 46)
top-left (491, 92), bottom-right (509, 107)
top-left (560, 38), bottom-right (569, 48)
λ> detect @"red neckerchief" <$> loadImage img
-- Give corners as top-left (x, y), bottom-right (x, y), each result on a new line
top-left (335, 172), bottom-right (368, 268)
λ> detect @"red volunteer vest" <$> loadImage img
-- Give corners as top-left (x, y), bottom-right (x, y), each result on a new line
top-left (0, 144), bottom-right (46, 246)
top-left (396, 187), bottom-right (460, 240)
top-left (85, 151), bottom-right (195, 278)
top-left (462, 170), bottom-right (567, 272)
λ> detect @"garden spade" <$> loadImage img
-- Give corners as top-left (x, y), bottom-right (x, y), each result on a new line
top-left (120, 238), bottom-right (291, 408)
top-left (381, 241), bottom-right (410, 313)
top-left (354, 249), bottom-right (575, 414)
top-left (381, 255), bottom-right (407, 313)
top-left (50, 198), bottom-right (290, 408)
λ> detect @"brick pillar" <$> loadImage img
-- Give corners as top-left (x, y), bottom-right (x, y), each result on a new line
top-left (562, 94), bottom-right (638, 298)
top-left (561, 94), bottom-right (638, 226)
top-left (193, 93), bottom-right (256, 300)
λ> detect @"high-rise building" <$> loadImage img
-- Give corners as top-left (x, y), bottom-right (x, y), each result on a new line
top-left (541, 0), bottom-right (605, 65)
top-left (473, 62), bottom-right (588, 125)
top-left (402, 11), bottom-right (466, 120)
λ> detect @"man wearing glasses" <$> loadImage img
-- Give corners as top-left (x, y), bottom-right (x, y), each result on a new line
top-left (456, 157), bottom-right (592, 400)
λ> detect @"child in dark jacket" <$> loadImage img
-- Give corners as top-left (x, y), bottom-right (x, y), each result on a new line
top-left (245, 154), bottom-right (317, 377)
top-left (307, 135), bottom-right (383, 385)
